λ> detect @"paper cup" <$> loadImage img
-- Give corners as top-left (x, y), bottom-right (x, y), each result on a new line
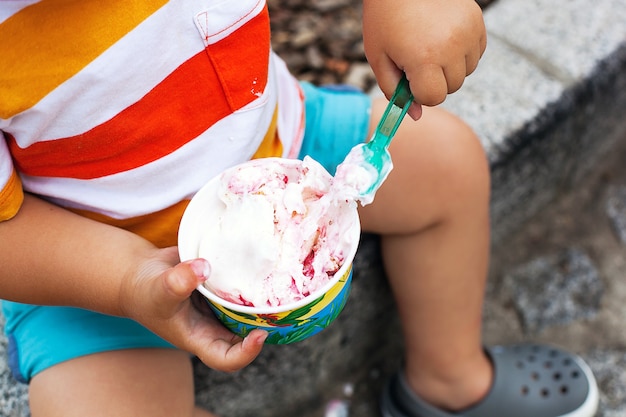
top-left (178, 158), bottom-right (361, 344)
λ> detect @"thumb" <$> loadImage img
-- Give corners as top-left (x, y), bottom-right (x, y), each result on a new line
top-left (155, 258), bottom-right (211, 317)
top-left (171, 259), bottom-right (211, 295)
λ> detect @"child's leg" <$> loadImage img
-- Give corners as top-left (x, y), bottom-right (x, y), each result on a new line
top-left (358, 102), bottom-right (493, 411)
top-left (29, 348), bottom-right (216, 417)
top-left (362, 102), bottom-right (599, 417)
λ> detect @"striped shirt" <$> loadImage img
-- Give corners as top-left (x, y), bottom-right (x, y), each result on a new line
top-left (0, 0), bottom-right (305, 247)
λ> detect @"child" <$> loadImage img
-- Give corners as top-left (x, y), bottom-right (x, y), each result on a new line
top-left (0, 1), bottom-right (598, 416)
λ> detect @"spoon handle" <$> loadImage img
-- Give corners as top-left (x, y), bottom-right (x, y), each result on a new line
top-left (370, 75), bottom-right (414, 150)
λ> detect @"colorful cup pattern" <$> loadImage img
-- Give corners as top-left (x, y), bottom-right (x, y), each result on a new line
top-left (206, 265), bottom-right (353, 344)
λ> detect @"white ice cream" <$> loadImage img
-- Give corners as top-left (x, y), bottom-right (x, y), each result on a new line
top-left (333, 145), bottom-right (389, 206)
top-left (198, 157), bottom-right (360, 307)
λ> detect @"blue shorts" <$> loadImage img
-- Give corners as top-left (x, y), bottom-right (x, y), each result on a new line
top-left (298, 82), bottom-right (372, 174)
top-left (2, 82), bottom-right (372, 383)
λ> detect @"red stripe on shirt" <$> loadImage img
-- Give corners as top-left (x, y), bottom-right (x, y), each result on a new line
top-left (9, 6), bottom-right (270, 180)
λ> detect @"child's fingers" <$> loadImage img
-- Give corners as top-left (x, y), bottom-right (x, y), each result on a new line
top-left (407, 102), bottom-right (423, 121)
top-left (466, 36), bottom-right (486, 77)
top-left (164, 259), bottom-right (210, 297)
top-left (368, 55), bottom-right (403, 102)
top-left (443, 59), bottom-right (468, 95)
top-left (161, 261), bottom-right (266, 372)
top-left (148, 258), bottom-right (210, 319)
top-left (406, 64), bottom-right (448, 107)
top-left (226, 329), bottom-right (268, 371)
top-left (137, 253), bottom-right (265, 372)
top-left (195, 328), bottom-right (268, 373)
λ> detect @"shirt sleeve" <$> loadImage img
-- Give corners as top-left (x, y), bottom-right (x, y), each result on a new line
top-left (0, 134), bottom-right (24, 221)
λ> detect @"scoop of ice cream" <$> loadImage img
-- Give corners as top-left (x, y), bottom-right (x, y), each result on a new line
top-left (198, 157), bottom-right (358, 307)
top-left (333, 145), bottom-right (389, 206)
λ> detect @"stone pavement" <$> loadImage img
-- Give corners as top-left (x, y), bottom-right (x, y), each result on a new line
top-left (1, 0), bottom-right (626, 416)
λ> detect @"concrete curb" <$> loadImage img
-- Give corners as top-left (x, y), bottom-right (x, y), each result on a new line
top-left (442, 0), bottom-right (626, 244)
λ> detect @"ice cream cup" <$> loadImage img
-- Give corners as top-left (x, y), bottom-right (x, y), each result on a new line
top-left (178, 158), bottom-right (361, 344)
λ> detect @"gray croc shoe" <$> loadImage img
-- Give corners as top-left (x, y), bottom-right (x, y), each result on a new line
top-left (380, 344), bottom-right (599, 417)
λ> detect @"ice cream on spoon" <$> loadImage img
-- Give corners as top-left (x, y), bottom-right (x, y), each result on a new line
top-left (333, 74), bottom-right (414, 206)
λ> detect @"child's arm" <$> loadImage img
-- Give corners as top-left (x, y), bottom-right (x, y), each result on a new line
top-left (0, 193), bottom-right (266, 372)
top-left (362, 0), bottom-right (487, 118)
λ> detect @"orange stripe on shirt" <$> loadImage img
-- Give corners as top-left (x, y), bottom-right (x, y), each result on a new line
top-left (69, 199), bottom-right (189, 248)
top-left (251, 106), bottom-right (282, 159)
top-left (0, 170), bottom-right (24, 221)
top-left (0, 0), bottom-right (168, 119)
top-left (8, 7), bottom-right (271, 180)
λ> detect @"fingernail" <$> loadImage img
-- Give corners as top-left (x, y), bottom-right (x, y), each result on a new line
top-left (244, 330), bottom-right (268, 349)
top-left (408, 102), bottom-right (422, 121)
top-left (189, 258), bottom-right (211, 280)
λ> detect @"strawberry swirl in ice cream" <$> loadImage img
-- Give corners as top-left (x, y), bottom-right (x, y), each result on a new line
top-left (197, 156), bottom-right (364, 308)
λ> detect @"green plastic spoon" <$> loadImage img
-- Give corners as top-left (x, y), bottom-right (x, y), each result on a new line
top-left (357, 74), bottom-right (414, 196)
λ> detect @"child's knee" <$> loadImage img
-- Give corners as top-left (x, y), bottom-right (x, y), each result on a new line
top-left (396, 107), bottom-right (489, 192)
top-left (433, 127), bottom-right (490, 208)
top-left (443, 117), bottom-right (489, 193)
